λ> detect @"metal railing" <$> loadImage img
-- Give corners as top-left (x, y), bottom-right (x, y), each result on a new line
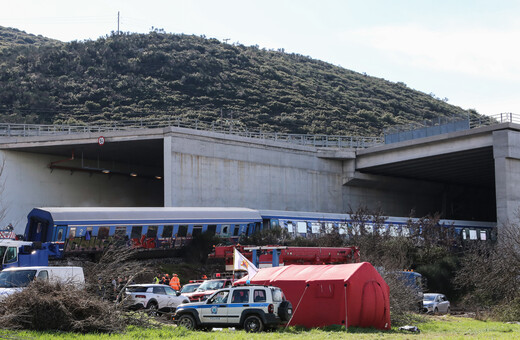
top-left (1, 112), bottom-right (517, 149)
top-left (0, 117), bottom-right (384, 149)
top-left (469, 113), bottom-right (520, 127)
top-left (384, 113), bottom-right (520, 135)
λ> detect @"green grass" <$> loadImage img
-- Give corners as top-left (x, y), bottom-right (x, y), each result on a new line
top-left (2, 316), bottom-right (520, 339)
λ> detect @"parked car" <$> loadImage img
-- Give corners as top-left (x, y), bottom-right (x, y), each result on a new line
top-left (182, 278), bottom-right (233, 302)
top-left (124, 284), bottom-right (189, 315)
top-left (180, 282), bottom-right (201, 295)
top-left (423, 293), bottom-right (450, 314)
top-left (174, 285), bottom-right (293, 332)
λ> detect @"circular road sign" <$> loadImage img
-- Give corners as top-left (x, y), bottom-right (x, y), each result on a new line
top-left (98, 136), bottom-right (105, 146)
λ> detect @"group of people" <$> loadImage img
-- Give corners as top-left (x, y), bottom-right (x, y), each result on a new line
top-left (97, 275), bottom-right (136, 301)
top-left (154, 273), bottom-right (181, 291)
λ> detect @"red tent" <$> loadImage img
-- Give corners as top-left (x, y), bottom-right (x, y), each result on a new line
top-left (234, 262), bottom-right (390, 330)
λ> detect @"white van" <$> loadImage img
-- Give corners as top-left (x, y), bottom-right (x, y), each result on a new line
top-left (0, 266), bottom-right (85, 299)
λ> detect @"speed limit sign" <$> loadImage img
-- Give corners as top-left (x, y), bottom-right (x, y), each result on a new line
top-left (98, 136), bottom-right (105, 146)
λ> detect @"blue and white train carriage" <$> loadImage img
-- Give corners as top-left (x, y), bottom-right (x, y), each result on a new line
top-left (259, 210), bottom-right (496, 241)
top-left (25, 207), bottom-right (263, 254)
top-left (24, 207), bottom-right (496, 256)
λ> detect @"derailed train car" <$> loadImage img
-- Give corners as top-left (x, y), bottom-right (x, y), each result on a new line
top-left (24, 207), bottom-right (496, 256)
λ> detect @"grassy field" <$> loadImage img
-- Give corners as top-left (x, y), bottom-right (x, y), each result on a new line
top-left (2, 315), bottom-right (520, 339)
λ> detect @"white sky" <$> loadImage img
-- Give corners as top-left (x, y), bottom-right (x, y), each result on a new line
top-left (2, 0), bottom-right (520, 117)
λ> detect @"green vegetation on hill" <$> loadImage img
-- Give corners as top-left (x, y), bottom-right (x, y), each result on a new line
top-left (0, 29), bottom-right (474, 135)
top-left (0, 26), bottom-right (59, 49)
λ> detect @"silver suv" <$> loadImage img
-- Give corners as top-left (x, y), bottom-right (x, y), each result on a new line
top-left (124, 284), bottom-right (190, 315)
top-left (173, 285), bottom-right (293, 332)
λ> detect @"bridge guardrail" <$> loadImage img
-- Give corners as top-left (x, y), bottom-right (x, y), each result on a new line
top-left (0, 119), bottom-right (384, 149)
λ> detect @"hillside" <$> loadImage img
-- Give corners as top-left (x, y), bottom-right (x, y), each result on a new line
top-left (0, 30), bottom-right (473, 135)
top-left (0, 26), bottom-right (59, 49)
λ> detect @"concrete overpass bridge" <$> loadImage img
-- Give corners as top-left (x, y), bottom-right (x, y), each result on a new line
top-left (0, 118), bottom-right (517, 233)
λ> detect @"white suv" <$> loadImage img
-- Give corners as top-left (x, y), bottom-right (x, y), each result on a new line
top-left (124, 284), bottom-right (189, 315)
top-left (173, 285), bottom-right (293, 332)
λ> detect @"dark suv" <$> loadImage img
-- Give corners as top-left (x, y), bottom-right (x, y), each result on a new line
top-left (174, 285), bottom-right (292, 332)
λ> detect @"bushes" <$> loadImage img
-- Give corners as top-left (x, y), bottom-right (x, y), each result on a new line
top-left (0, 280), bottom-right (152, 332)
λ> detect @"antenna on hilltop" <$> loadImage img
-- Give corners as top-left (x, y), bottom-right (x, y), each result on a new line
top-left (223, 38), bottom-right (230, 44)
top-left (117, 11), bottom-right (120, 35)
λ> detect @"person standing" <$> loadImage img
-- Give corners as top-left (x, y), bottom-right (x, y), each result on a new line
top-left (170, 273), bottom-right (181, 291)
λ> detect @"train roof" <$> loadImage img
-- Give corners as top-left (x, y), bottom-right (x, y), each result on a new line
top-left (258, 209), bottom-right (495, 228)
top-left (28, 207), bottom-right (262, 225)
top-left (259, 209), bottom-right (350, 221)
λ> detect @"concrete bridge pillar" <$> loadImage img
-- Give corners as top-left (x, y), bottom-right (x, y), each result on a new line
top-left (493, 130), bottom-right (520, 227)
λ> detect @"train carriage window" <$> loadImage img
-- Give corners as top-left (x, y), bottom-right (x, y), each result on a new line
top-left (287, 222), bottom-right (294, 233)
top-left (221, 225), bottom-right (230, 236)
top-left (207, 225), bottom-right (217, 235)
top-left (480, 230), bottom-right (487, 241)
top-left (462, 229), bottom-right (467, 240)
top-left (131, 226), bottom-right (143, 239)
top-left (311, 223), bottom-right (321, 234)
top-left (56, 229), bottom-right (64, 242)
top-left (69, 227), bottom-right (76, 239)
top-left (270, 219), bottom-right (280, 229)
top-left (85, 227), bottom-right (93, 241)
top-left (162, 225), bottom-right (173, 238)
top-left (297, 222), bottom-right (307, 234)
top-left (233, 225), bottom-right (240, 237)
top-left (178, 225), bottom-right (188, 237)
top-left (364, 224), bottom-right (374, 234)
top-left (192, 225), bottom-right (202, 237)
top-left (338, 223), bottom-right (347, 235)
top-left (98, 227), bottom-right (110, 240)
top-left (114, 226), bottom-right (126, 239)
top-left (147, 226), bottom-right (158, 238)
top-left (324, 223), bottom-right (334, 233)
top-left (469, 229), bottom-right (478, 240)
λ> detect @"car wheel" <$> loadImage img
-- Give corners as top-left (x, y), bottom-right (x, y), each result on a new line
top-left (434, 307), bottom-right (439, 315)
top-left (177, 314), bottom-right (196, 330)
top-left (146, 301), bottom-right (160, 317)
top-left (243, 315), bottom-right (264, 333)
top-left (447, 306), bottom-right (451, 314)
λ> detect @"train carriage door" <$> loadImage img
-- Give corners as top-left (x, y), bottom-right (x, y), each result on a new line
top-left (28, 218), bottom-right (49, 242)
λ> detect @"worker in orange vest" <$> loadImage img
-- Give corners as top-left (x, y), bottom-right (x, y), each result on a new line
top-left (170, 273), bottom-right (181, 291)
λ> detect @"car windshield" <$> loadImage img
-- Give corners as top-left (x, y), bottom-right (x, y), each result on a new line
top-left (181, 284), bottom-right (200, 293)
top-left (196, 280), bottom-right (225, 291)
top-left (0, 270), bottom-right (37, 288)
top-left (423, 294), bottom-right (437, 301)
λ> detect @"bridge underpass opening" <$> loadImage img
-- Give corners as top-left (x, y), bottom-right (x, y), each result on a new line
top-left (357, 147), bottom-right (496, 222)
top-left (10, 138), bottom-right (165, 207)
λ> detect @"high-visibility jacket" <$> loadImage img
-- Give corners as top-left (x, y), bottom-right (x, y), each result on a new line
top-left (170, 276), bottom-right (181, 291)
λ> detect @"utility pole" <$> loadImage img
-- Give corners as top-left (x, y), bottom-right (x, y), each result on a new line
top-left (117, 11), bottom-right (120, 35)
